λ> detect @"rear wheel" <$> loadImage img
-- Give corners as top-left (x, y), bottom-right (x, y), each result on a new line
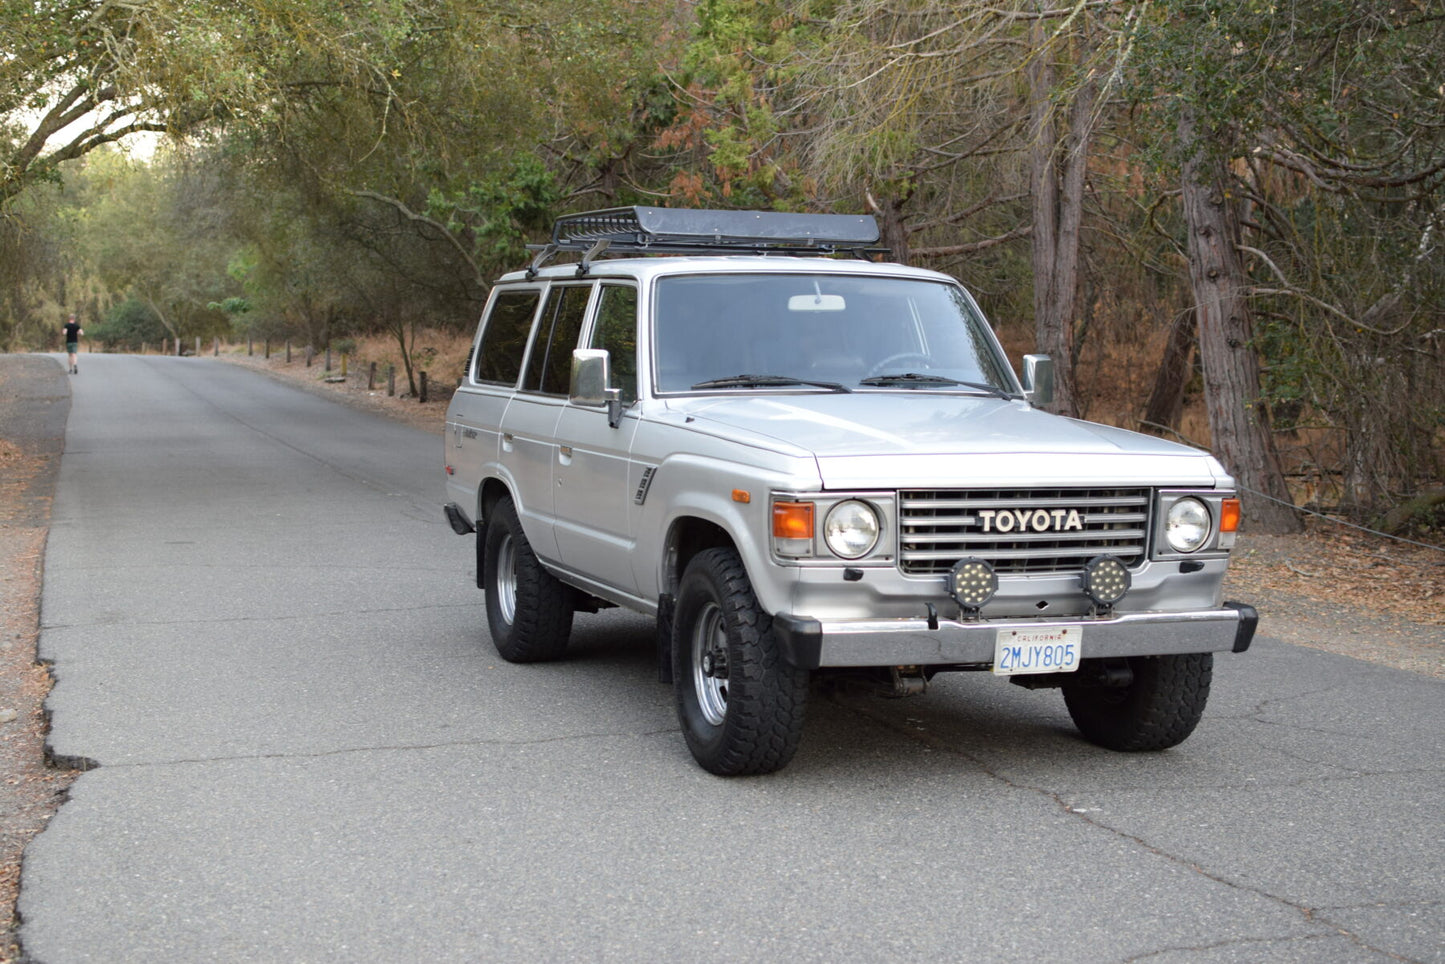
top-left (1063, 653), bottom-right (1213, 751)
top-left (483, 498), bottom-right (573, 662)
top-left (672, 548), bottom-right (808, 775)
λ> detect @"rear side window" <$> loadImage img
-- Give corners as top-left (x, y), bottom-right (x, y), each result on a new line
top-left (475, 289), bottom-right (540, 385)
top-left (523, 284), bottom-right (592, 395)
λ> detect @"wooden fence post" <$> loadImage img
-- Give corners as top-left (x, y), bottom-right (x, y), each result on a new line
top-left (419, 371), bottom-right (428, 404)
top-left (387, 364), bottom-right (395, 396)
top-left (368, 361), bottom-right (377, 390)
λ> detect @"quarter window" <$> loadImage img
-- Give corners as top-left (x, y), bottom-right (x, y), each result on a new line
top-left (474, 289), bottom-right (540, 386)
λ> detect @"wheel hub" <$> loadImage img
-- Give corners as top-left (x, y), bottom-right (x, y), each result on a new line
top-left (701, 652), bottom-right (728, 678)
top-left (691, 601), bottom-right (731, 726)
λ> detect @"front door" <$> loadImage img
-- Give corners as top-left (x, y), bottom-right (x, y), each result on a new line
top-left (553, 283), bottom-right (642, 595)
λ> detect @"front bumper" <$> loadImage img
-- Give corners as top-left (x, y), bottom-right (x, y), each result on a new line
top-left (773, 602), bottom-right (1257, 670)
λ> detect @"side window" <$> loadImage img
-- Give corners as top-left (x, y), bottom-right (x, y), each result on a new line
top-left (474, 289), bottom-right (540, 386)
top-left (523, 284), bottom-right (592, 395)
top-left (590, 284), bottom-right (638, 404)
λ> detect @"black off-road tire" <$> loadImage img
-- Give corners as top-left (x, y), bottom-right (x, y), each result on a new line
top-left (672, 548), bottom-right (808, 776)
top-left (1063, 653), bottom-right (1213, 751)
top-left (483, 498), bottom-right (574, 663)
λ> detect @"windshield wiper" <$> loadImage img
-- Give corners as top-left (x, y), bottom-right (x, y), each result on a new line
top-left (691, 374), bottom-right (851, 393)
top-left (858, 372), bottom-right (1018, 399)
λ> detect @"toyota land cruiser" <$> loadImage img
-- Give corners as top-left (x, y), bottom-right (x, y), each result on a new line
top-left (443, 207), bottom-right (1257, 775)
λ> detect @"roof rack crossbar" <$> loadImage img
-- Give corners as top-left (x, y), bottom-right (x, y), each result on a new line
top-left (525, 206), bottom-right (888, 273)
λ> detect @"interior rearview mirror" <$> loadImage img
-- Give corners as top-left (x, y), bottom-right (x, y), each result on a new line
top-left (787, 294), bottom-right (847, 312)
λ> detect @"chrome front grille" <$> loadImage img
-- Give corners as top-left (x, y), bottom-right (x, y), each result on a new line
top-left (898, 488), bottom-right (1152, 575)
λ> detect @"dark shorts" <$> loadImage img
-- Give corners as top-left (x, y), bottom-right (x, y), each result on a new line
top-left (66, 342), bottom-right (78, 353)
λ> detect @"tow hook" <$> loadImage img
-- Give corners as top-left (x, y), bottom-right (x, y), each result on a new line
top-left (887, 666), bottom-right (928, 698)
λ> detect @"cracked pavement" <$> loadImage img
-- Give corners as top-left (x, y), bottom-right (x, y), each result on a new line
top-left (18, 354), bottom-right (1445, 963)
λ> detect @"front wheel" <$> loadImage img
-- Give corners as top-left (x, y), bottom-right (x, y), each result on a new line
top-left (1062, 653), bottom-right (1213, 751)
top-left (672, 548), bottom-right (808, 775)
top-left (482, 498), bottom-right (573, 662)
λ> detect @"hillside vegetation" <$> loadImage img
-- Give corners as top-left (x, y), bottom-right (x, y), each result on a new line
top-left (2, 0), bottom-right (1442, 538)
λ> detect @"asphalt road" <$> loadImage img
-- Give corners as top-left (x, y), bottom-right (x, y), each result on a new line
top-left (17, 354), bottom-right (1444, 963)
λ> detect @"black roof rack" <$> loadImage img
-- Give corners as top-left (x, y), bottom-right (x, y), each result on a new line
top-left (526, 206), bottom-right (888, 277)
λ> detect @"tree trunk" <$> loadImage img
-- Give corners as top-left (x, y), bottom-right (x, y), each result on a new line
top-left (1027, 19), bottom-right (1095, 418)
top-left (867, 191), bottom-right (911, 264)
top-left (1178, 111), bottom-right (1301, 533)
top-left (1141, 309), bottom-right (1196, 434)
top-left (142, 294), bottom-right (179, 342)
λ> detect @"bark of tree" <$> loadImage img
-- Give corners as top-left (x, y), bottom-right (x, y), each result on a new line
top-left (867, 191), bottom-right (911, 264)
top-left (1027, 22), bottom-right (1095, 419)
top-left (1178, 110), bottom-right (1302, 533)
top-left (1141, 309), bottom-right (1196, 434)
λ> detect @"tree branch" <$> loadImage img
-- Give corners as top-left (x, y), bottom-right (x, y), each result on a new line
top-left (912, 224), bottom-right (1033, 258)
top-left (349, 190), bottom-right (482, 283)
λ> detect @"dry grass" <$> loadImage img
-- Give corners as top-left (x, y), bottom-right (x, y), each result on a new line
top-left (336, 329), bottom-right (476, 390)
top-left (216, 328), bottom-right (474, 388)
top-left (145, 327), bottom-right (477, 392)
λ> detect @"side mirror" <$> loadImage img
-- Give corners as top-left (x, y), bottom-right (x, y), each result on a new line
top-left (1022, 354), bottom-right (1054, 406)
top-left (570, 349), bottom-right (623, 427)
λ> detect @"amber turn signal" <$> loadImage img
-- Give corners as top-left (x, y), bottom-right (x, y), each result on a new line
top-left (772, 501), bottom-right (815, 540)
top-left (1220, 498), bottom-right (1241, 533)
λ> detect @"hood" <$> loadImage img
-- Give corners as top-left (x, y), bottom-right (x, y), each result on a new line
top-left (664, 393), bottom-right (1229, 489)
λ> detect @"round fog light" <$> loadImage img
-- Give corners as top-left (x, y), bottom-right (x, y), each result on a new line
top-left (1082, 555), bottom-right (1131, 608)
top-left (949, 558), bottom-right (998, 610)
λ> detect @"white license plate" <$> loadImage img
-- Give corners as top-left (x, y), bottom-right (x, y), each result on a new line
top-left (992, 626), bottom-right (1082, 676)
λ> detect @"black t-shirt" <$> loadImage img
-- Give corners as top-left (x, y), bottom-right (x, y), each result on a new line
top-left (63, 321), bottom-right (81, 343)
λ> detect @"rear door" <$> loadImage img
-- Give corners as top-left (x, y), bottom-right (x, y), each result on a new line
top-left (446, 287), bottom-right (540, 519)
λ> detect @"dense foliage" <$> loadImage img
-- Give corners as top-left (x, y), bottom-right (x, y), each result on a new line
top-left (2, 0), bottom-right (1441, 533)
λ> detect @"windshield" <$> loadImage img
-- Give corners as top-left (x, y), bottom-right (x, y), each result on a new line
top-left (652, 273), bottom-right (1015, 395)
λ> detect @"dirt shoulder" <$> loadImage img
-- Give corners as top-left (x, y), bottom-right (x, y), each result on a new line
top-left (0, 355), bottom-right (78, 964)
top-left (0, 350), bottom-right (1440, 959)
top-left (1224, 532), bottom-right (1443, 677)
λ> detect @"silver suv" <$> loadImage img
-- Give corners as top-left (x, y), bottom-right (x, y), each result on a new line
top-left (443, 207), bottom-right (1256, 775)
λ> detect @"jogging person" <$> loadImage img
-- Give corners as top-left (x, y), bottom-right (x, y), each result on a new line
top-left (63, 314), bottom-right (83, 374)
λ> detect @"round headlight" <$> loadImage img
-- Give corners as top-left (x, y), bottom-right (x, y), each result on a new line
top-left (1166, 498), bottom-right (1212, 553)
top-left (823, 500), bottom-right (881, 559)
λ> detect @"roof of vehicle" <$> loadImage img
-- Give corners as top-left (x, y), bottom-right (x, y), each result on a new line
top-left (493, 254), bottom-right (957, 287)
